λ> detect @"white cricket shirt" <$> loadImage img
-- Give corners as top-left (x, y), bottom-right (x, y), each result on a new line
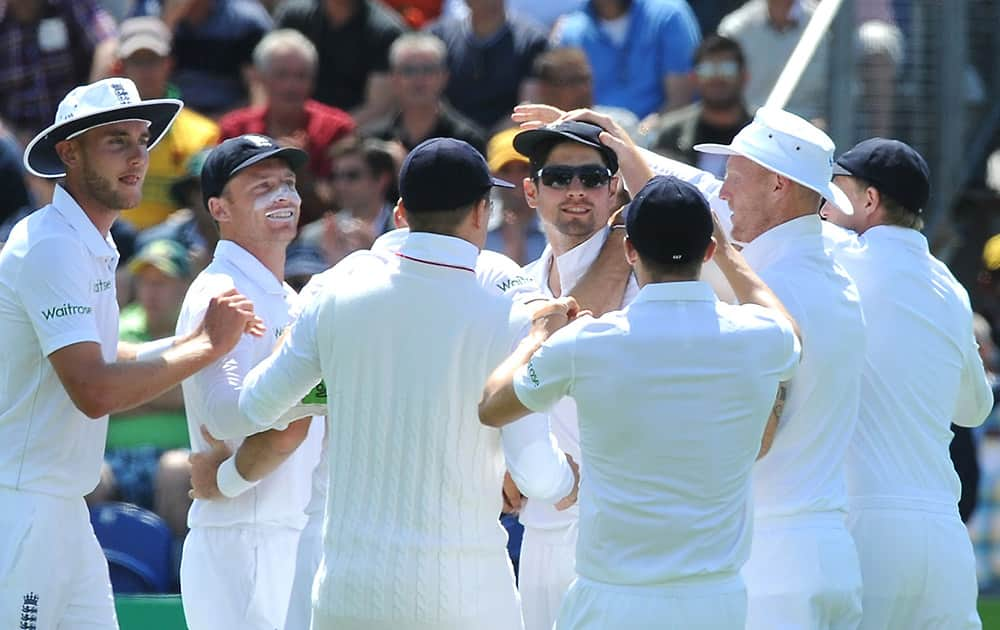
top-left (177, 240), bottom-right (322, 529)
top-left (0, 185), bottom-right (119, 498)
top-left (239, 231), bottom-right (573, 624)
top-left (514, 281), bottom-right (800, 585)
top-left (830, 224), bottom-right (993, 508)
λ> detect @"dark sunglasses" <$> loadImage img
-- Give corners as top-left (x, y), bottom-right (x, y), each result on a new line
top-left (536, 164), bottom-right (612, 189)
top-left (331, 169), bottom-right (364, 182)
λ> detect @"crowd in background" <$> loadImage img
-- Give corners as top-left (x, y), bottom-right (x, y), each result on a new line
top-left (2, 0), bottom-right (998, 594)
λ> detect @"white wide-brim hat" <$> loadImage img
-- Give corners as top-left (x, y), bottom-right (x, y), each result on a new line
top-left (24, 77), bottom-right (182, 178)
top-left (694, 107), bottom-right (854, 215)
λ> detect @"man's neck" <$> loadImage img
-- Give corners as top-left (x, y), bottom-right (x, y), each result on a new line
top-left (345, 200), bottom-right (385, 224)
top-left (62, 181), bottom-right (118, 237)
top-left (324, 0), bottom-right (359, 25)
top-left (544, 228), bottom-right (602, 296)
top-left (399, 103), bottom-right (441, 142)
top-left (700, 104), bottom-right (747, 128)
top-left (228, 239), bottom-right (287, 282)
top-left (767, 0), bottom-right (797, 30)
top-left (266, 105), bottom-right (308, 136)
top-left (470, 7), bottom-right (505, 39)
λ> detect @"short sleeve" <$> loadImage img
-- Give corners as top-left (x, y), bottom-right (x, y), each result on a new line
top-left (17, 237), bottom-right (102, 356)
top-left (513, 327), bottom-right (577, 413)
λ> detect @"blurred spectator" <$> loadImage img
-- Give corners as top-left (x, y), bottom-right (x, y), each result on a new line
top-left (0, 127), bottom-right (35, 235)
top-left (138, 148), bottom-right (219, 274)
top-left (551, 0), bottom-right (700, 124)
top-left (978, 233), bottom-right (1000, 340)
top-left (219, 28), bottom-right (357, 225)
top-left (974, 312), bottom-right (1000, 437)
top-left (483, 127), bottom-right (544, 265)
top-left (105, 239), bottom-right (194, 540)
top-left (132, 0), bottom-right (273, 116)
top-left (534, 47), bottom-right (640, 143)
top-left (364, 32), bottom-right (486, 154)
top-left (854, 0), bottom-right (903, 138)
top-left (284, 243), bottom-right (331, 291)
top-left (300, 137), bottom-right (396, 262)
top-left (687, 0), bottom-right (743, 36)
top-left (0, 0), bottom-right (117, 139)
top-left (275, 0), bottom-right (408, 126)
top-left (443, 0), bottom-right (585, 33)
top-left (717, 0), bottom-right (830, 122)
top-left (651, 34), bottom-right (751, 179)
top-left (383, 0), bottom-right (443, 29)
top-left (427, 0), bottom-right (549, 131)
top-left (114, 17), bottom-right (220, 231)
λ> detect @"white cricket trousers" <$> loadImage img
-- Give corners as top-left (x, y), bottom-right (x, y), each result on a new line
top-left (743, 512), bottom-right (863, 630)
top-left (554, 573), bottom-right (746, 629)
top-left (284, 511), bottom-right (323, 630)
top-left (519, 523), bottom-right (577, 630)
top-left (0, 488), bottom-right (117, 630)
top-left (848, 497), bottom-right (981, 630)
top-left (181, 525), bottom-right (300, 630)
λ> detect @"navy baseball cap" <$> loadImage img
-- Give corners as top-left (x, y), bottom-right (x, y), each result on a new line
top-left (201, 134), bottom-right (308, 207)
top-left (625, 176), bottom-right (713, 265)
top-left (399, 137), bottom-right (514, 213)
top-left (513, 120), bottom-right (619, 174)
top-left (833, 138), bottom-right (930, 214)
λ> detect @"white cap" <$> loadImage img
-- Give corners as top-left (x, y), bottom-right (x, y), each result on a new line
top-left (694, 107), bottom-right (853, 215)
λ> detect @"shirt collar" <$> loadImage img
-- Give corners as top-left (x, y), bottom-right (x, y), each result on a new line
top-left (741, 214), bottom-right (824, 270)
top-left (631, 280), bottom-right (717, 304)
top-left (51, 184), bottom-right (119, 261)
top-left (769, 0), bottom-right (805, 30)
top-left (213, 240), bottom-right (287, 295)
top-left (547, 227), bottom-right (608, 295)
top-left (397, 231), bottom-right (479, 273)
top-left (860, 224), bottom-right (928, 252)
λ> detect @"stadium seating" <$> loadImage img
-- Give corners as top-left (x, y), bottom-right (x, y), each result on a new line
top-left (90, 502), bottom-right (173, 594)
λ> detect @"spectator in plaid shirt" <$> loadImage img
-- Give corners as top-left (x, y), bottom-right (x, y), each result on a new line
top-left (0, 0), bottom-right (116, 139)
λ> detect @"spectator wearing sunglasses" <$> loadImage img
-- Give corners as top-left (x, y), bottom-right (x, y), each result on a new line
top-left (506, 120), bottom-right (639, 630)
top-left (364, 32), bottom-right (487, 155)
top-left (652, 35), bottom-right (751, 179)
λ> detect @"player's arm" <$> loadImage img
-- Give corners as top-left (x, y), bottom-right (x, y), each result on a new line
top-left (567, 223), bottom-right (630, 316)
top-left (48, 289), bottom-right (262, 419)
top-left (480, 297), bottom-right (583, 428)
top-left (758, 383), bottom-right (788, 460)
top-left (953, 330), bottom-right (996, 428)
top-left (501, 412), bottom-right (578, 507)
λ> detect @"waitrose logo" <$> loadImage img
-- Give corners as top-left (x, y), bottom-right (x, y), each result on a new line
top-left (42, 303), bottom-right (93, 320)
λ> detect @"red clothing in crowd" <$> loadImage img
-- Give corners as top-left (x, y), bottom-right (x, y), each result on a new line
top-left (218, 99), bottom-right (356, 178)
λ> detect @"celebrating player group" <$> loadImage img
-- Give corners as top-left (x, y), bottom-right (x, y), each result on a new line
top-left (0, 77), bottom-right (991, 630)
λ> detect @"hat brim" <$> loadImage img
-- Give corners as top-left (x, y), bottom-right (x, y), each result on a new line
top-left (513, 128), bottom-right (619, 173)
top-left (490, 175), bottom-right (515, 189)
top-left (24, 99), bottom-right (183, 178)
top-left (694, 142), bottom-right (855, 216)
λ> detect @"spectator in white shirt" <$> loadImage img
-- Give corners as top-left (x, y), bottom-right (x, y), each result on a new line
top-left (0, 77), bottom-right (260, 630)
top-left (236, 137), bottom-right (580, 630)
top-left (479, 174), bottom-right (802, 629)
top-left (176, 134), bottom-right (325, 630)
top-left (821, 137), bottom-right (993, 630)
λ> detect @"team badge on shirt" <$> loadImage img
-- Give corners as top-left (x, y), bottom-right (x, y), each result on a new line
top-left (20, 592), bottom-right (38, 630)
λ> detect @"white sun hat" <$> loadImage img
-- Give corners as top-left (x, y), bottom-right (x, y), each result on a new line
top-left (23, 77), bottom-right (182, 178)
top-left (694, 107), bottom-right (854, 215)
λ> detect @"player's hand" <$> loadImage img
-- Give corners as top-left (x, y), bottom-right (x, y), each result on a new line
top-left (512, 103), bottom-right (565, 129)
top-left (502, 471), bottom-right (525, 514)
top-left (188, 425), bottom-right (231, 500)
top-left (201, 289), bottom-right (265, 354)
top-left (530, 297), bottom-right (590, 340)
top-left (555, 453), bottom-right (580, 511)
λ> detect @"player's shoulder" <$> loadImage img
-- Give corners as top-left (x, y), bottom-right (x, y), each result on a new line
top-left (476, 249), bottom-right (534, 294)
top-left (4, 206), bottom-right (87, 266)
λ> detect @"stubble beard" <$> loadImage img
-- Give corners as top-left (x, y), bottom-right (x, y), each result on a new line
top-left (82, 159), bottom-right (140, 211)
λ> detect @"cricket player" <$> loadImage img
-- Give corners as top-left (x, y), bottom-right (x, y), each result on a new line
top-left (479, 174), bottom-right (802, 629)
top-left (823, 138), bottom-right (992, 629)
top-left (236, 137), bottom-right (580, 629)
top-left (0, 78), bottom-right (262, 630)
top-left (176, 135), bottom-right (324, 629)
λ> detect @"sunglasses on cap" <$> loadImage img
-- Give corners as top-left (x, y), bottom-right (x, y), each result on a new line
top-left (695, 60), bottom-right (740, 80)
top-left (536, 164), bottom-right (613, 189)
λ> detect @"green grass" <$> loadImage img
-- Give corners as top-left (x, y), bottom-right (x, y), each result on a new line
top-left (982, 596), bottom-right (1000, 629)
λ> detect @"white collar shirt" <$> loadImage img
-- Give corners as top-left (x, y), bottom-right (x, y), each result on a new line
top-left (831, 225), bottom-right (993, 509)
top-left (177, 240), bottom-right (322, 529)
top-left (741, 215), bottom-right (866, 518)
top-left (238, 231), bottom-right (573, 622)
top-left (0, 185), bottom-right (119, 498)
top-left (513, 281), bottom-right (800, 585)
